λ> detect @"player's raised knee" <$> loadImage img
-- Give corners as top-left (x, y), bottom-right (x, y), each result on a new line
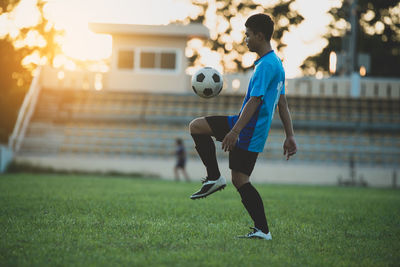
top-left (189, 117), bottom-right (212, 135)
top-left (189, 118), bottom-right (202, 134)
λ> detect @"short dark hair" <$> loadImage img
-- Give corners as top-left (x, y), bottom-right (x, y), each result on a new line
top-left (245, 13), bottom-right (274, 41)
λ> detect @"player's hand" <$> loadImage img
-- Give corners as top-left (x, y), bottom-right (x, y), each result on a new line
top-left (283, 136), bottom-right (297, 160)
top-left (222, 130), bottom-right (239, 152)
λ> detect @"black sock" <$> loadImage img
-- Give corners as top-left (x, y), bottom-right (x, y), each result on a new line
top-left (191, 134), bottom-right (220, 180)
top-left (238, 182), bottom-right (269, 234)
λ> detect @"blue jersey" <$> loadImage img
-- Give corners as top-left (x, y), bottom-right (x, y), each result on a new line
top-left (228, 50), bottom-right (285, 152)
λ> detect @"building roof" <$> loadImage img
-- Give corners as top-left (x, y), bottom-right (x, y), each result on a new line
top-left (89, 22), bottom-right (209, 38)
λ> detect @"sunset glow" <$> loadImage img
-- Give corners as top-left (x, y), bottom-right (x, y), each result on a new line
top-left (1, 0), bottom-right (342, 77)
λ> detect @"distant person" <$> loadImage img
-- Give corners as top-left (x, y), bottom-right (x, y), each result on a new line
top-left (188, 13), bottom-right (297, 240)
top-left (174, 138), bottom-right (190, 181)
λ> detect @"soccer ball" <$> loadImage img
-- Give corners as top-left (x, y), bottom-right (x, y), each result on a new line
top-left (191, 67), bottom-right (223, 98)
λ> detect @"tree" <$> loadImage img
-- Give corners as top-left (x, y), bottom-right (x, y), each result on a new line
top-left (0, 0), bottom-right (62, 143)
top-left (0, 39), bottom-right (27, 143)
top-left (183, 0), bottom-right (304, 73)
top-left (301, 0), bottom-right (400, 77)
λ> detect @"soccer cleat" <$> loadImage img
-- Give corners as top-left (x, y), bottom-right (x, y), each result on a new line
top-left (190, 176), bottom-right (226, 199)
top-left (237, 227), bottom-right (272, 240)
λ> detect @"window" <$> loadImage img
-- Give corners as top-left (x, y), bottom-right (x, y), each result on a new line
top-left (118, 50), bottom-right (134, 69)
top-left (117, 48), bottom-right (178, 72)
top-left (139, 50), bottom-right (177, 71)
top-left (160, 52), bottom-right (176, 70)
top-left (140, 52), bottom-right (156, 69)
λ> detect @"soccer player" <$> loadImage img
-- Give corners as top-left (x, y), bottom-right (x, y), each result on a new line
top-left (189, 13), bottom-right (297, 240)
top-left (174, 138), bottom-right (190, 181)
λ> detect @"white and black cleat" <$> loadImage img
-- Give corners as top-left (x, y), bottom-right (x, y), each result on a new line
top-left (190, 176), bottom-right (226, 200)
top-left (237, 227), bottom-right (272, 240)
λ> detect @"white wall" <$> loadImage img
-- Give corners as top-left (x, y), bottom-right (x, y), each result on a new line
top-left (14, 155), bottom-right (399, 188)
top-left (107, 34), bottom-right (189, 93)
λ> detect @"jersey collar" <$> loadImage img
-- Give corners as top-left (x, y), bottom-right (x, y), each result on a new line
top-left (254, 50), bottom-right (274, 65)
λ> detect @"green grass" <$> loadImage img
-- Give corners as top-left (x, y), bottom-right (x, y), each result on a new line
top-left (0, 173), bottom-right (399, 267)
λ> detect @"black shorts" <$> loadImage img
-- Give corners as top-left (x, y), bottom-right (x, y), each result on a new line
top-left (176, 159), bottom-right (186, 168)
top-left (205, 116), bottom-right (259, 176)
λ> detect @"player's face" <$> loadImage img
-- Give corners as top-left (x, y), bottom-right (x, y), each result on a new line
top-left (245, 28), bottom-right (258, 52)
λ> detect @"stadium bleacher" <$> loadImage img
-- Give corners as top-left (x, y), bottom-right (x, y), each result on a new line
top-left (18, 87), bottom-right (400, 167)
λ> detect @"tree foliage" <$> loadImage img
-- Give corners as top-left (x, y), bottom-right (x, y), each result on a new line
top-left (301, 0), bottom-right (400, 77)
top-left (0, 0), bottom-right (62, 143)
top-left (185, 0), bottom-right (304, 72)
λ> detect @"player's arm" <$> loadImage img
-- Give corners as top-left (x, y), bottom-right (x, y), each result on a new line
top-left (277, 94), bottom-right (297, 160)
top-left (222, 96), bottom-right (262, 152)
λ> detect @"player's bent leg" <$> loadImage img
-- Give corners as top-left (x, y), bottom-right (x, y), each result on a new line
top-left (189, 116), bottom-right (225, 199)
top-left (189, 117), bottom-right (214, 135)
top-left (190, 117), bottom-right (221, 173)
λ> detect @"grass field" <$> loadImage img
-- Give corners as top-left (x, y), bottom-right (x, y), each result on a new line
top-left (0, 173), bottom-right (399, 266)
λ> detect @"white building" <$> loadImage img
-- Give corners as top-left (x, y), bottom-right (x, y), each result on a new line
top-left (40, 23), bottom-right (209, 93)
top-left (90, 23), bottom-right (209, 93)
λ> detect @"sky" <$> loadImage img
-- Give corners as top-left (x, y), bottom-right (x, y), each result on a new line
top-left (2, 0), bottom-right (341, 78)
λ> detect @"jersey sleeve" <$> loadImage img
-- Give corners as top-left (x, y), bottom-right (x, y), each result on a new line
top-left (249, 64), bottom-right (272, 100)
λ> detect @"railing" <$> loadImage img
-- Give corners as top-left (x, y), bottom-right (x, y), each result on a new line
top-left (223, 74), bottom-right (400, 98)
top-left (8, 66), bottom-right (42, 152)
top-left (285, 77), bottom-right (400, 98)
top-left (39, 65), bottom-right (400, 98)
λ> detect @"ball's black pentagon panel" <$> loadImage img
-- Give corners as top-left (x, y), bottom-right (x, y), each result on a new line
top-left (212, 73), bottom-right (220, 83)
top-left (196, 73), bottom-right (205, 82)
top-left (203, 88), bottom-right (213, 96)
